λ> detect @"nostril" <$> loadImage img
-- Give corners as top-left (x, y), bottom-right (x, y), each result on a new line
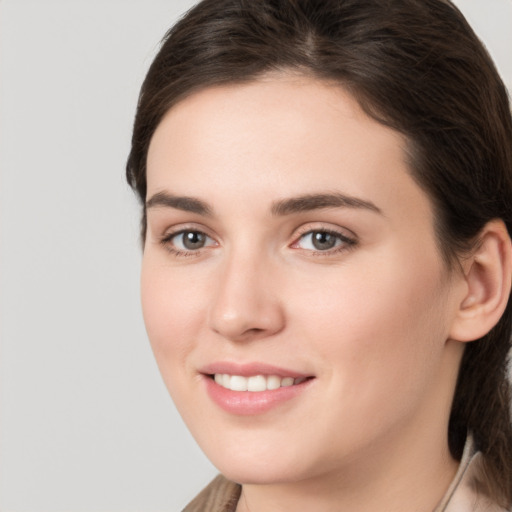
top-left (247, 327), bottom-right (264, 334)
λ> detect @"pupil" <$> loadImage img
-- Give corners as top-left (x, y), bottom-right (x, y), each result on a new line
top-left (312, 231), bottom-right (336, 250)
top-left (183, 231), bottom-right (205, 250)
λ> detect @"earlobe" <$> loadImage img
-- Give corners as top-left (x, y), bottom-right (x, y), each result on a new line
top-left (449, 219), bottom-right (512, 343)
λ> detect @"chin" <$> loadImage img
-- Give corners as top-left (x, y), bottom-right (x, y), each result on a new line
top-left (194, 432), bottom-right (323, 485)
top-left (215, 458), bottom-right (309, 486)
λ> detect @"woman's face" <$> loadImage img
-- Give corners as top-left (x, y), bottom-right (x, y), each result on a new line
top-left (142, 76), bottom-right (465, 485)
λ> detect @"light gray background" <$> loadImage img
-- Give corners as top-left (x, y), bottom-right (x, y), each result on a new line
top-left (0, 1), bottom-right (511, 511)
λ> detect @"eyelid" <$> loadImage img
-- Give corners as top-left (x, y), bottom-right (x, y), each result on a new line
top-left (159, 221), bottom-right (216, 239)
top-left (292, 222), bottom-right (357, 241)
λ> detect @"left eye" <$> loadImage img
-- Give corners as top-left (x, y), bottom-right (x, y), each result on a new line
top-left (295, 230), bottom-right (352, 251)
top-left (168, 230), bottom-right (216, 251)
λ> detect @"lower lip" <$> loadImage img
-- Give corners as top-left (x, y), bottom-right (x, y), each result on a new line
top-left (203, 375), bottom-right (314, 415)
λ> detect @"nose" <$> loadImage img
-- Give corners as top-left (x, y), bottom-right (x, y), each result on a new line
top-left (208, 251), bottom-right (285, 342)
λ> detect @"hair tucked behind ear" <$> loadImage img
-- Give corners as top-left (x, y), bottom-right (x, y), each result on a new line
top-left (126, 0), bottom-right (512, 505)
top-left (449, 314), bottom-right (512, 504)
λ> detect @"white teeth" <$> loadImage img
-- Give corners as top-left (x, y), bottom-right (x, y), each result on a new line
top-left (230, 375), bottom-right (248, 391)
top-left (213, 374), bottom-right (308, 392)
top-left (267, 375), bottom-right (281, 390)
top-left (247, 375), bottom-right (267, 392)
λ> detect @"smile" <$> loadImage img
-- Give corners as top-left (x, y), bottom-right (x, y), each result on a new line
top-left (213, 374), bottom-right (309, 392)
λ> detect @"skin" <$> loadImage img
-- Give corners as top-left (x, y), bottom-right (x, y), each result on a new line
top-left (141, 75), bottom-right (471, 511)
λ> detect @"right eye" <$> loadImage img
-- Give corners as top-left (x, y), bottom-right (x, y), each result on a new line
top-left (162, 229), bottom-right (217, 254)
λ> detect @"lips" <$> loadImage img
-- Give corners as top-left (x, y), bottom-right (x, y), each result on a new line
top-left (200, 362), bottom-right (315, 415)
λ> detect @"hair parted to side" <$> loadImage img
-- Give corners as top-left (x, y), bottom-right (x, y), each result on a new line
top-left (126, 0), bottom-right (512, 505)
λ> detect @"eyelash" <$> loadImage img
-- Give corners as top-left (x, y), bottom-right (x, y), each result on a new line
top-left (291, 227), bottom-right (357, 256)
top-left (159, 228), bottom-right (217, 258)
top-left (159, 226), bottom-right (357, 257)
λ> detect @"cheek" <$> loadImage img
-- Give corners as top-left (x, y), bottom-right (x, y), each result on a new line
top-left (140, 260), bottom-right (206, 368)
top-left (292, 249), bottom-right (451, 389)
top-left (279, 254), bottom-right (452, 456)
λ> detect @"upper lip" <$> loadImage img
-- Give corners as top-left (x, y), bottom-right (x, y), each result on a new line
top-left (199, 362), bottom-right (313, 379)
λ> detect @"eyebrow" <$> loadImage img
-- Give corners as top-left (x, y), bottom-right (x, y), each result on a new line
top-left (146, 191), bottom-right (212, 216)
top-left (145, 191), bottom-right (381, 217)
top-left (271, 193), bottom-right (382, 216)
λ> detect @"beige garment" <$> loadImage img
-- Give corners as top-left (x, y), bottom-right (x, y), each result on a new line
top-left (182, 439), bottom-right (509, 512)
top-left (435, 438), bottom-right (508, 512)
top-left (183, 475), bottom-right (240, 512)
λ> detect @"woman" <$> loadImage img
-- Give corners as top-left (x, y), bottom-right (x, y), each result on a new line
top-left (126, 0), bottom-right (512, 510)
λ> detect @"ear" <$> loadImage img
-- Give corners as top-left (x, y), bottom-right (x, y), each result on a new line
top-left (449, 219), bottom-right (512, 343)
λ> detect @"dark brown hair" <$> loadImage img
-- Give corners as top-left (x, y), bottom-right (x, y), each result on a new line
top-left (126, 0), bottom-right (512, 505)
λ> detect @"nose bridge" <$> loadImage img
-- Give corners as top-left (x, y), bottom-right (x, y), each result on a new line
top-left (208, 242), bottom-right (284, 341)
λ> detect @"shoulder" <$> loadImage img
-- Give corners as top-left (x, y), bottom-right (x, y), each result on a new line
top-left (182, 475), bottom-right (241, 512)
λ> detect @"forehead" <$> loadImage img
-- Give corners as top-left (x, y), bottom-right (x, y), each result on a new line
top-left (146, 75), bottom-right (432, 228)
top-left (150, 74), bottom-right (402, 150)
